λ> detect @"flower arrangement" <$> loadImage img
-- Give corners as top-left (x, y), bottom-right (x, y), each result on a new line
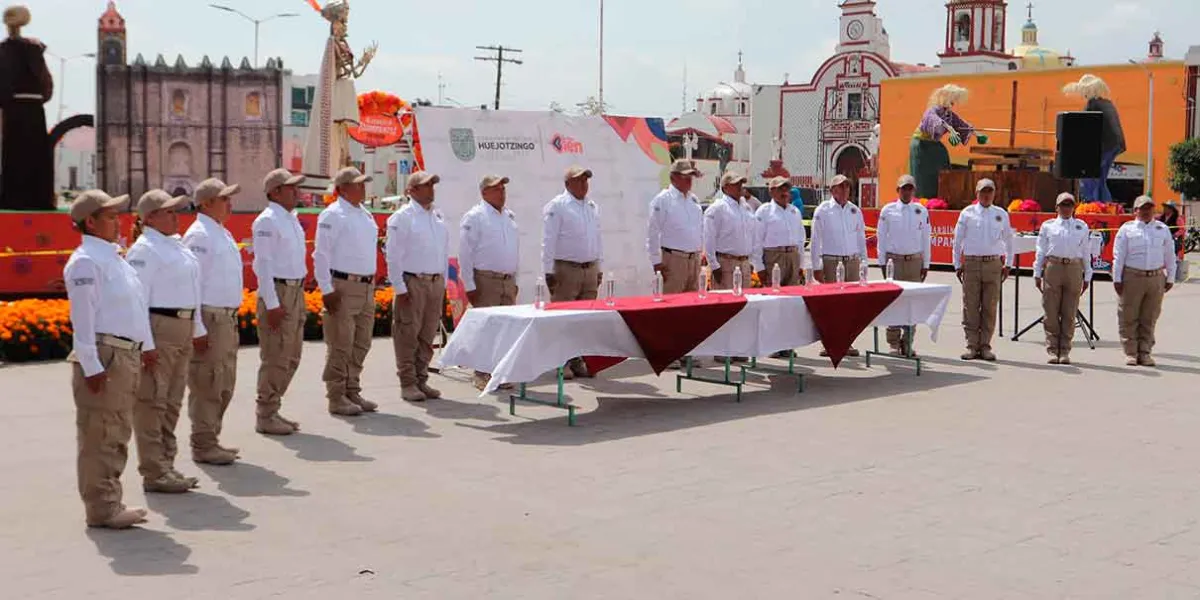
top-left (924, 198), bottom-right (950, 210)
top-left (1007, 199), bottom-right (1042, 212)
top-left (1075, 201), bottom-right (1123, 216)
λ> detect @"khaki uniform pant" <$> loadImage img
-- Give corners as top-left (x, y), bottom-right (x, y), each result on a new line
top-left (550, 260), bottom-right (600, 302)
top-left (821, 255), bottom-right (862, 284)
top-left (884, 253), bottom-right (925, 350)
top-left (255, 283), bottom-right (305, 417)
top-left (72, 343), bottom-right (140, 524)
top-left (961, 256), bottom-right (1004, 352)
top-left (762, 249), bottom-right (802, 287)
top-left (714, 255), bottom-right (753, 290)
top-left (470, 271), bottom-right (516, 378)
top-left (393, 274), bottom-right (445, 387)
top-left (1118, 268), bottom-right (1166, 359)
top-left (661, 250), bottom-right (701, 294)
top-left (322, 279), bottom-right (376, 403)
top-left (1041, 260), bottom-right (1085, 357)
top-left (188, 308), bottom-right (238, 452)
top-left (135, 314), bottom-right (192, 481)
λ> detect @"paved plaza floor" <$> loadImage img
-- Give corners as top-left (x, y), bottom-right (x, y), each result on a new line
top-left (1, 267), bottom-right (1198, 599)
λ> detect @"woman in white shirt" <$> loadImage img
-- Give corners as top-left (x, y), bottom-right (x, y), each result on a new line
top-left (126, 190), bottom-right (203, 494)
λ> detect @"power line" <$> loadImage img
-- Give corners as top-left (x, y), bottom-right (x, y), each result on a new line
top-left (474, 45), bottom-right (523, 110)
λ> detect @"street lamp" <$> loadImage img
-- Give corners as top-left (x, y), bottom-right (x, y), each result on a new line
top-left (45, 51), bottom-right (96, 122)
top-left (209, 4), bottom-right (299, 68)
top-left (1129, 59), bottom-right (1155, 196)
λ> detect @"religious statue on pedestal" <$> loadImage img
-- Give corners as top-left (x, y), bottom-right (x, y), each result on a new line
top-left (0, 5), bottom-right (54, 210)
top-left (302, 0), bottom-right (377, 190)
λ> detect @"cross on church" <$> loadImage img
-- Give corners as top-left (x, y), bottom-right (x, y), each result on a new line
top-left (1026, 1), bottom-right (1034, 19)
top-left (737, 50), bottom-right (743, 66)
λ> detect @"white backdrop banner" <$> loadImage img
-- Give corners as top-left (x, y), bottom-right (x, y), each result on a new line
top-left (414, 107), bottom-right (672, 302)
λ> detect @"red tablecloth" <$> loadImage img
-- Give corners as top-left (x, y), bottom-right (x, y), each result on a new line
top-left (759, 283), bottom-right (903, 367)
top-left (548, 293), bottom-right (749, 374)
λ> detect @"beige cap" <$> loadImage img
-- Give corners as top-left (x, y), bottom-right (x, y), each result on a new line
top-left (669, 159), bottom-right (702, 177)
top-left (1133, 195), bottom-right (1155, 209)
top-left (897, 174), bottom-right (916, 188)
top-left (1055, 192), bottom-right (1076, 206)
top-left (263, 168), bottom-right (306, 194)
top-left (976, 178), bottom-right (996, 192)
top-left (479, 174), bottom-right (510, 191)
top-left (829, 174), bottom-right (850, 187)
top-left (328, 166), bottom-right (373, 193)
top-left (70, 189), bottom-right (130, 222)
top-left (720, 172), bottom-right (747, 187)
top-left (136, 189), bottom-right (189, 218)
top-left (194, 178), bottom-right (241, 203)
top-left (408, 171), bottom-right (440, 188)
top-left (564, 165), bottom-right (593, 181)
top-left (767, 176), bottom-right (790, 190)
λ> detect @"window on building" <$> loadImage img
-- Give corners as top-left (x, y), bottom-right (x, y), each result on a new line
top-left (68, 166), bottom-right (78, 190)
top-left (846, 93), bottom-right (863, 120)
top-left (737, 102), bottom-right (746, 115)
top-left (710, 102), bottom-right (718, 114)
top-left (955, 13), bottom-right (971, 43)
top-left (291, 86), bottom-right (315, 110)
top-left (290, 109), bottom-right (309, 127)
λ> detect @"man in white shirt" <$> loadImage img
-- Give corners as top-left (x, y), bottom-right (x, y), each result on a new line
top-left (251, 169), bottom-right (309, 435)
top-left (876, 174), bottom-right (931, 355)
top-left (810, 174), bottom-right (868, 285)
top-left (753, 176), bottom-right (806, 287)
top-left (1033, 193), bottom-right (1093, 364)
top-left (741, 189), bottom-right (762, 212)
top-left (64, 190), bottom-right (156, 529)
top-left (542, 165), bottom-right (604, 379)
top-left (1112, 195), bottom-right (1177, 367)
top-left (647, 159), bottom-right (704, 294)
top-left (704, 172), bottom-right (756, 290)
top-left (314, 166), bottom-right (382, 414)
top-left (386, 171), bottom-right (450, 401)
top-left (951, 178), bottom-right (1014, 361)
top-left (127, 189), bottom-right (202, 494)
top-left (459, 174), bottom-right (519, 391)
top-left (182, 178), bottom-right (244, 465)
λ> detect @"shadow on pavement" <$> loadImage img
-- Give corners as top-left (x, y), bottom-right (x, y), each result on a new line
top-left (196, 461), bottom-right (309, 498)
top-left (421, 398), bottom-right (507, 423)
top-left (145, 491), bottom-right (254, 532)
top-left (338, 412), bottom-right (440, 438)
top-left (268, 432), bottom-right (374, 462)
top-left (86, 527), bottom-right (199, 576)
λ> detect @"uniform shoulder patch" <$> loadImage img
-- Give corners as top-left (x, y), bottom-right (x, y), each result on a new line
top-left (255, 230), bottom-right (272, 237)
top-left (191, 246), bottom-right (208, 254)
top-left (70, 277), bottom-right (95, 286)
top-left (1075, 223), bottom-right (1083, 230)
top-left (995, 214), bottom-right (1002, 222)
top-left (1156, 223), bottom-right (1166, 230)
top-left (915, 206), bottom-right (923, 214)
top-left (128, 258), bottom-right (146, 267)
top-left (318, 222), bottom-right (333, 229)
top-left (850, 206), bottom-right (858, 214)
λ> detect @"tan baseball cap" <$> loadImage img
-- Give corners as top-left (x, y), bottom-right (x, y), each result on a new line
top-left (408, 171), bottom-right (440, 188)
top-left (1133, 195), bottom-right (1155, 209)
top-left (564, 165), bottom-right (593, 181)
top-left (976, 178), bottom-right (996, 192)
top-left (136, 189), bottom-right (189, 218)
top-left (263, 168), bottom-right (305, 194)
top-left (829, 174), bottom-right (850, 187)
top-left (669, 159), bottom-right (702, 177)
top-left (720, 172), bottom-right (747, 187)
top-left (479, 174), bottom-right (509, 191)
top-left (767, 176), bottom-right (790, 190)
top-left (897, 174), bottom-right (916, 189)
top-left (328, 166), bottom-right (373, 193)
top-left (70, 189), bottom-right (130, 222)
top-left (1055, 192), bottom-right (1076, 206)
top-left (194, 178), bottom-right (241, 203)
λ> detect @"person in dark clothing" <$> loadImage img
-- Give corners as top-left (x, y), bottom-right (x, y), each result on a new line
top-left (0, 5), bottom-right (54, 210)
top-left (1064, 74), bottom-right (1126, 203)
top-left (1159, 202), bottom-right (1184, 256)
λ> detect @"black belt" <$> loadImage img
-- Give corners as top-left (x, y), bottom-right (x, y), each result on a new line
top-left (331, 270), bottom-right (373, 283)
top-left (274, 277), bottom-right (303, 286)
top-left (149, 307), bottom-right (195, 320)
top-left (403, 272), bottom-right (443, 281)
top-left (662, 247), bottom-right (699, 258)
top-left (555, 259), bottom-right (598, 269)
top-left (717, 252), bottom-right (750, 262)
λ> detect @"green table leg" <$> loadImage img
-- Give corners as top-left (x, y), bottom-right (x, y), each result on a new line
top-left (507, 367), bottom-right (581, 426)
top-left (740, 350), bottom-right (805, 393)
top-left (676, 355), bottom-right (744, 402)
top-left (863, 326), bottom-right (923, 375)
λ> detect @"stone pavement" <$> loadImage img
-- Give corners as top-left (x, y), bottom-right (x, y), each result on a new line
top-left (1, 269), bottom-right (1198, 599)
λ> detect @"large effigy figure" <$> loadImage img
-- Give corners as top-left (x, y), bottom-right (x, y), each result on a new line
top-left (0, 5), bottom-right (54, 210)
top-left (301, 0), bottom-right (376, 189)
top-left (909, 84), bottom-right (987, 199)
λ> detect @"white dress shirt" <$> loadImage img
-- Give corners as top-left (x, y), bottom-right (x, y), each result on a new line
top-left (64, 236), bottom-right (155, 377)
top-left (1112, 219), bottom-right (1177, 283)
top-left (752, 200), bottom-right (806, 272)
top-left (252, 201), bottom-right (308, 310)
top-left (703, 193), bottom-right (756, 267)
top-left (809, 199), bottom-right (868, 267)
top-left (182, 213), bottom-right (244, 308)
top-left (126, 228), bottom-right (205, 337)
top-left (952, 203), bottom-right (1014, 269)
top-left (458, 200), bottom-right (519, 292)
top-left (876, 199), bottom-right (932, 268)
top-left (1033, 217), bottom-right (1094, 281)
top-left (313, 198), bottom-right (380, 294)
top-left (385, 200), bottom-right (450, 296)
top-left (541, 190), bottom-right (603, 274)
top-left (646, 185), bottom-right (704, 265)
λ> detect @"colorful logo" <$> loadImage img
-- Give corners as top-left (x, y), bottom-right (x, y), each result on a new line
top-left (450, 128), bottom-right (477, 162)
top-left (550, 133), bottom-right (584, 154)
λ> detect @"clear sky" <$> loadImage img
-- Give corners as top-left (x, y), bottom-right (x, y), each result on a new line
top-left (29, 0), bottom-right (1196, 122)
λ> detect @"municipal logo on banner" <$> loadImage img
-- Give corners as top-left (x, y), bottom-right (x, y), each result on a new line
top-left (550, 133), bottom-right (584, 154)
top-left (450, 128), bottom-right (477, 162)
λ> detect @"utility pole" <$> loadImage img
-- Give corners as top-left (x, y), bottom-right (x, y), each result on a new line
top-left (475, 45), bottom-right (523, 110)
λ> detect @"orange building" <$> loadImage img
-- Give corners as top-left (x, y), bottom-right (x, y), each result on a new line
top-left (877, 61), bottom-right (1192, 205)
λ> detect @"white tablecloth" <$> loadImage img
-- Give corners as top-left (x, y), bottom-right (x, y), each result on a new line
top-left (439, 282), bottom-right (953, 394)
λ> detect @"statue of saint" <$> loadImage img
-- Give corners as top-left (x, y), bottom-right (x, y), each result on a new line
top-left (0, 5), bottom-right (54, 210)
top-left (302, 0), bottom-right (377, 189)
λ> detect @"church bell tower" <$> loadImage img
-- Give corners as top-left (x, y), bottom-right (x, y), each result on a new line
top-left (98, 1), bottom-right (126, 66)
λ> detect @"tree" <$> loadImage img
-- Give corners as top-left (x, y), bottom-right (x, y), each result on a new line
top-left (1167, 137), bottom-right (1200, 200)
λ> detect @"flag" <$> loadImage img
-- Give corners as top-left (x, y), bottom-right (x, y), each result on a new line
top-left (305, 0), bottom-right (321, 12)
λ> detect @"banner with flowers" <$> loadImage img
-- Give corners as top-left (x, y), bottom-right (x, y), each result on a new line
top-left (347, 91), bottom-right (412, 148)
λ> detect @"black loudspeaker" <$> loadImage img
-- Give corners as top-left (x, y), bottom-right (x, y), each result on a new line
top-left (1054, 111), bottom-right (1103, 179)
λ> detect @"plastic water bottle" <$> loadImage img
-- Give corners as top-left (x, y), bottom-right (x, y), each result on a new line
top-left (886, 258), bottom-right (896, 282)
top-left (771, 263), bottom-right (782, 292)
top-left (534, 276), bottom-right (547, 309)
top-left (835, 261), bottom-right (845, 285)
top-left (652, 270), bottom-right (664, 302)
top-left (698, 266), bottom-right (709, 299)
top-left (733, 266), bottom-right (744, 296)
top-left (858, 261), bottom-right (869, 286)
top-left (604, 271), bottom-right (616, 306)
top-left (805, 266), bottom-right (815, 287)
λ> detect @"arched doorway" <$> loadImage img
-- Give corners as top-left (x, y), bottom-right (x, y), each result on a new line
top-left (834, 145), bottom-right (867, 203)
